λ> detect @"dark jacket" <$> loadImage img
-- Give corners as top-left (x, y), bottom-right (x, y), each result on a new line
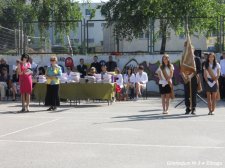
top-left (195, 56), bottom-right (202, 74)
top-left (106, 61), bottom-right (117, 72)
top-left (90, 62), bottom-right (101, 73)
top-left (77, 64), bottom-right (88, 78)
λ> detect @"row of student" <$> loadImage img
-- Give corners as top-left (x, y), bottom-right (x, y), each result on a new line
top-left (75, 55), bottom-right (117, 78)
top-left (1, 52), bottom-right (224, 115)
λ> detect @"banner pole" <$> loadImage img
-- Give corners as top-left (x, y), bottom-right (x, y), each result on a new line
top-left (189, 77), bottom-right (192, 111)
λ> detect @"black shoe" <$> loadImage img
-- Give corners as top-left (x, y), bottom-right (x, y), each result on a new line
top-left (18, 108), bottom-right (25, 113)
top-left (191, 108), bottom-right (196, 115)
top-left (185, 108), bottom-right (191, 115)
top-left (208, 111), bottom-right (212, 115)
top-left (47, 107), bottom-right (53, 111)
top-left (52, 106), bottom-right (57, 111)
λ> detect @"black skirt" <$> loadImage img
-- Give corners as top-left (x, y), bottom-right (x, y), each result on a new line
top-left (159, 84), bottom-right (171, 94)
top-left (205, 78), bottom-right (218, 93)
top-left (45, 84), bottom-right (60, 106)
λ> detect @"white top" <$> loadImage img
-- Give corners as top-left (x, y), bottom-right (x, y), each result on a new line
top-left (115, 74), bottom-right (123, 88)
top-left (204, 63), bottom-right (221, 79)
top-left (156, 65), bottom-right (174, 86)
top-left (65, 72), bottom-right (72, 80)
top-left (135, 71), bottom-right (148, 85)
top-left (123, 73), bottom-right (136, 84)
top-left (220, 59), bottom-right (225, 76)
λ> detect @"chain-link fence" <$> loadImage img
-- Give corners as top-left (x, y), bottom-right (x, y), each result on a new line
top-left (0, 23), bottom-right (20, 55)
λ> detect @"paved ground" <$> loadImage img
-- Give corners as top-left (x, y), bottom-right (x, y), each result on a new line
top-left (0, 98), bottom-right (225, 168)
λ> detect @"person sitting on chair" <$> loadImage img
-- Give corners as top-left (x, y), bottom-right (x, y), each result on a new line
top-left (114, 67), bottom-right (123, 100)
top-left (90, 56), bottom-right (101, 73)
top-left (135, 65), bottom-right (148, 100)
top-left (11, 69), bottom-right (19, 101)
top-left (106, 55), bottom-right (117, 72)
top-left (88, 67), bottom-right (97, 76)
top-left (100, 65), bottom-right (108, 80)
top-left (77, 58), bottom-right (87, 78)
top-left (0, 67), bottom-right (11, 101)
top-left (123, 67), bottom-right (136, 99)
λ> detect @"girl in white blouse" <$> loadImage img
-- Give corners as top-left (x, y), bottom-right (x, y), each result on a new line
top-left (156, 54), bottom-right (174, 114)
top-left (123, 67), bottom-right (136, 99)
top-left (203, 53), bottom-right (221, 115)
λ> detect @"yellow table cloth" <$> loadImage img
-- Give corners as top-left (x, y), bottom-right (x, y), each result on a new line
top-left (33, 83), bottom-right (115, 103)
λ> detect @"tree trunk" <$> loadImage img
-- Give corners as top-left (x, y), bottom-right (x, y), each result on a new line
top-left (160, 19), bottom-right (167, 54)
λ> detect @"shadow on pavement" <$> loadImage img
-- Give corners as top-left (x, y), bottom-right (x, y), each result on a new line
top-left (110, 113), bottom-right (208, 123)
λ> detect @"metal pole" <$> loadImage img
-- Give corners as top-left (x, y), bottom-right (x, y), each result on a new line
top-left (18, 22), bottom-right (21, 56)
top-left (15, 29), bottom-right (17, 55)
top-left (80, 20), bottom-right (83, 54)
top-left (222, 16), bottom-right (224, 51)
top-left (87, 20), bottom-right (89, 54)
top-left (219, 15), bottom-right (223, 53)
top-left (23, 23), bottom-right (26, 54)
top-left (20, 21), bottom-right (23, 55)
top-left (149, 19), bottom-right (154, 54)
top-left (83, 18), bottom-right (86, 54)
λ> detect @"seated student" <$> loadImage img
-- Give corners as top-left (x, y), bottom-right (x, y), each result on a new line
top-left (135, 65), bottom-right (148, 99)
top-left (0, 67), bottom-right (11, 101)
top-left (114, 67), bottom-right (124, 100)
top-left (123, 67), bottom-right (136, 99)
top-left (100, 65), bottom-right (108, 80)
top-left (38, 67), bottom-right (46, 75)
top-left (11, 69), bottom-right (19, 101)
top-left (77, 58), bottom-right (87, 78)
top-left (65, 66), bottom-right (73, 81)
top-left (0, 59), bottom-right (9, 74)
top-left (90, 56), bottom-right (101, 73)
top-left (106, 55), bottom-right (117, 72)
top-left (88, 67), bottom-right (97, 76)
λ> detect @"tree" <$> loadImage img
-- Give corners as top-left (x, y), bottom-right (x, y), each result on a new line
top-left (0, 0), bottom-right (83, 36)
top-left (100, 0), bottom-right (225, 53)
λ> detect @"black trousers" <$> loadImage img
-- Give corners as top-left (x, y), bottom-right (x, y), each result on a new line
top-left (184, 76), bottom-right (197, 109)
top-left (219, 76), bottom-right (225, 99)
top-left (45, 85), bottom-right (60, 107)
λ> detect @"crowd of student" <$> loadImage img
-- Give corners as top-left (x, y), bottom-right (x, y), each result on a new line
top-left (0, 52), bottom-right (225, 114)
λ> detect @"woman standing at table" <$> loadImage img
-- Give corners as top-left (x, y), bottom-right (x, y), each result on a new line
top-left (17, 53), bottom-right (33, 112)
top-left (45, 56), bottom-right (62, 111)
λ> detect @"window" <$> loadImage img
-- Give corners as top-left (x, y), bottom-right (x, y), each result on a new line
top-left (73, 39), bottom-right (79, 43)
top-left (88, 39), bottom-right (94, 43)
top-left (88, 23), bottom-right (94, 27)
top-left (145, 32), bottom-right (149, 38)
top-left (179, 33), bottom-right (185, 39)
top-left (85, 9), bottom-right (91, 16)
top-left (139, 32), bottom-right (144, 39)
top-left (101, 23), bottom-right (106, 27)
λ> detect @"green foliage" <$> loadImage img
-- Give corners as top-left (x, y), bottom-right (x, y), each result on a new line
top-left (100, 0), bottom-right (225, 53)
top-left (0, 0), bottom-right (83, 36)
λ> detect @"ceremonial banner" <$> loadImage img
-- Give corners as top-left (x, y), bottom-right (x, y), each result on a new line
top-left (180, 34), bottom-right (196, 75)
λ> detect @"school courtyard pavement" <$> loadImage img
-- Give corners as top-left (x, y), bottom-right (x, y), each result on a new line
top-left (0, 98), bottom-right (225, 168)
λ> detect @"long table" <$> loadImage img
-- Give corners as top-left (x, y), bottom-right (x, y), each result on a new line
top-left (33, 83), bottom-right (115, 105)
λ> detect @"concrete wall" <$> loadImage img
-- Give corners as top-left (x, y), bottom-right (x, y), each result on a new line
top-left (3, 53), bottom-right (221, 94)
